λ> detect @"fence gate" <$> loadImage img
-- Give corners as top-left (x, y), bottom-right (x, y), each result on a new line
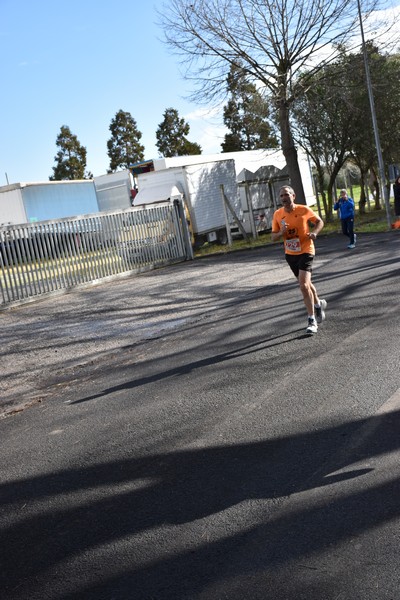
top-left (0, 200), bottom-right (193, 308)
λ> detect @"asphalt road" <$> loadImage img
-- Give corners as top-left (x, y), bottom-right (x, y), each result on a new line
top-left (1, 232), bottom-right (400, 599)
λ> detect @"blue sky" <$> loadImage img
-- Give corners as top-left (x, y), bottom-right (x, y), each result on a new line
top-left (1, 1), bottom-right (399, 186)
top-left (0, 0), bottom-right (226, 184)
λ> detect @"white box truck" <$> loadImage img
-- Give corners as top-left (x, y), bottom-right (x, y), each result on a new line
top-left (133, 158), bottom-right (241, 246)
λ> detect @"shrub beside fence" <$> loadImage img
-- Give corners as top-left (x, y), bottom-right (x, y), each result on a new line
top-left (0, 201), bottom-right (193, 308)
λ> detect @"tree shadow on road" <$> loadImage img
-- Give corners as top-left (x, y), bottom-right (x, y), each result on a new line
top-left (1, 407), bottom-right (400, 599)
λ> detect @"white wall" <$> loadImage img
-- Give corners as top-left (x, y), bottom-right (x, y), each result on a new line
top-left (0, 186), bottom-right (27, 226)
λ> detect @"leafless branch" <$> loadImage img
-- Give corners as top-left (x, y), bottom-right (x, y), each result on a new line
top-left (158, 0), bottom-right (396, 104)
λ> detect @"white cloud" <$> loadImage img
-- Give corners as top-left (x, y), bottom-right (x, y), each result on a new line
top-left (198, 124), bottom-right (228, 154)
top-left (356, 2), bottom-right (400, 50)
top-left (184, 104), bottom-right (224, 121)
top-left (184, 104), bottom-right (227, 154)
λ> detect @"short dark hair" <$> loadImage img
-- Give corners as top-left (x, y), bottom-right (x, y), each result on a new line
top-left (279, 185), bottom-right (295, 195)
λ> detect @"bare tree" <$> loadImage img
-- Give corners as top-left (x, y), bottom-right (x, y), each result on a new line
top-left (159, 0), bottom-right (389, 203)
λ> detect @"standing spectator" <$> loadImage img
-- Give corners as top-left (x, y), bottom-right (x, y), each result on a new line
top-left (393, 176), bottom-right (400, 218)
top-left (334, 189), bottom-right (356, 249)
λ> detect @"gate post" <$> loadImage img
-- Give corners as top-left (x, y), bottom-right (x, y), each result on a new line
top-left (174, 199), bottom-right (194, 260)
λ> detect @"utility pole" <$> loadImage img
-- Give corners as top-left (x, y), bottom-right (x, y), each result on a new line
top-left (357, 0), bottom-right (391, 229)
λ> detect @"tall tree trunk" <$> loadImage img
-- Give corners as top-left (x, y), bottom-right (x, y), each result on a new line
top-left (314, 160), bottom-right (329, 220)
top-left (327, 164), bottom-right (343, 215)
top-left (369, 167), bottom-right (381, 210)
top-left (278, 99), bottom-right (306, 204)
top-left (359, 171), bottom-right (367, 214)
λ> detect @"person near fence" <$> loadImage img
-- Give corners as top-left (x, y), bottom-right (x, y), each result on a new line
top-left (393, 176), bottom-right (400, 218)
top-left (271, 185), bottom-right (327, 336)
top-left (334, 189), bottom-right (356, 249)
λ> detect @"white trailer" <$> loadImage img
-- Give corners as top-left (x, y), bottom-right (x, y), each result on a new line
top-left (132, 149), bottom-right (315, 244)
top-left (134, 158), bottom-right (241, 245)
top-left (93, 170), bottom-right (135, 211)
top-left (0, 180), bottom-right (98, 226)
top-left (0, 171), bottom-right (135, 227)
top-left (147, 148), bottom-right (316, 206)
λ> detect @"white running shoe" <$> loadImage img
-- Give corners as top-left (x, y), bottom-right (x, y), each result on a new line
top-left (315, 299), bottom-right (327, 324)
top-left (306, 317), bottom-right (318, 335)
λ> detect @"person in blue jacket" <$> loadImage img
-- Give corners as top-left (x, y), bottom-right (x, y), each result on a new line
top-left (334, 189), bottom-right (356, 249)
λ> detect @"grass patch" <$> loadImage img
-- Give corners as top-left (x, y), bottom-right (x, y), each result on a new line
top-left (194, 191), bottom-right (394, 258)
top-left (316, 207), bottom-right (390, 235)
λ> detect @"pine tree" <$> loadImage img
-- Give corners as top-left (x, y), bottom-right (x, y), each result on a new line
top-left (156, 108), bottom-right (201, 157)
top-left (107, 110), bottom-right (145, 172)
top-left (49, 125), bottom-right (91, 180)
top-left (222, 64), bottom-right (278, 152)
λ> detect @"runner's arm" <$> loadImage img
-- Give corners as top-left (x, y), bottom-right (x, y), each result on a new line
top-left (271, 220), bottom-right (286, 242)
top-left (308, 215), bottom-right (324, 240)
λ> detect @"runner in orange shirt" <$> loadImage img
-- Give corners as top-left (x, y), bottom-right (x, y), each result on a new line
top-left (271, 185), bottom-right (327, 335)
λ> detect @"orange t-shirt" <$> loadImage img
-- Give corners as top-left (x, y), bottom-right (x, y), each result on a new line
top-left (272, 204), bottom-right (318, 255)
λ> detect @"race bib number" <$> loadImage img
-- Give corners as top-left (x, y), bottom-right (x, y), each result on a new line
top-left (285, 238), bottom-right (301, 252)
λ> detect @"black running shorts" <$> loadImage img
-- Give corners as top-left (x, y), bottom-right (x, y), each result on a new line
top-left (285, 253), bottom-right (314, 278)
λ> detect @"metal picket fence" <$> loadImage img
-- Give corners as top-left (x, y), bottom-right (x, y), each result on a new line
top-left (0, 200), bottom-right (193, 308)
